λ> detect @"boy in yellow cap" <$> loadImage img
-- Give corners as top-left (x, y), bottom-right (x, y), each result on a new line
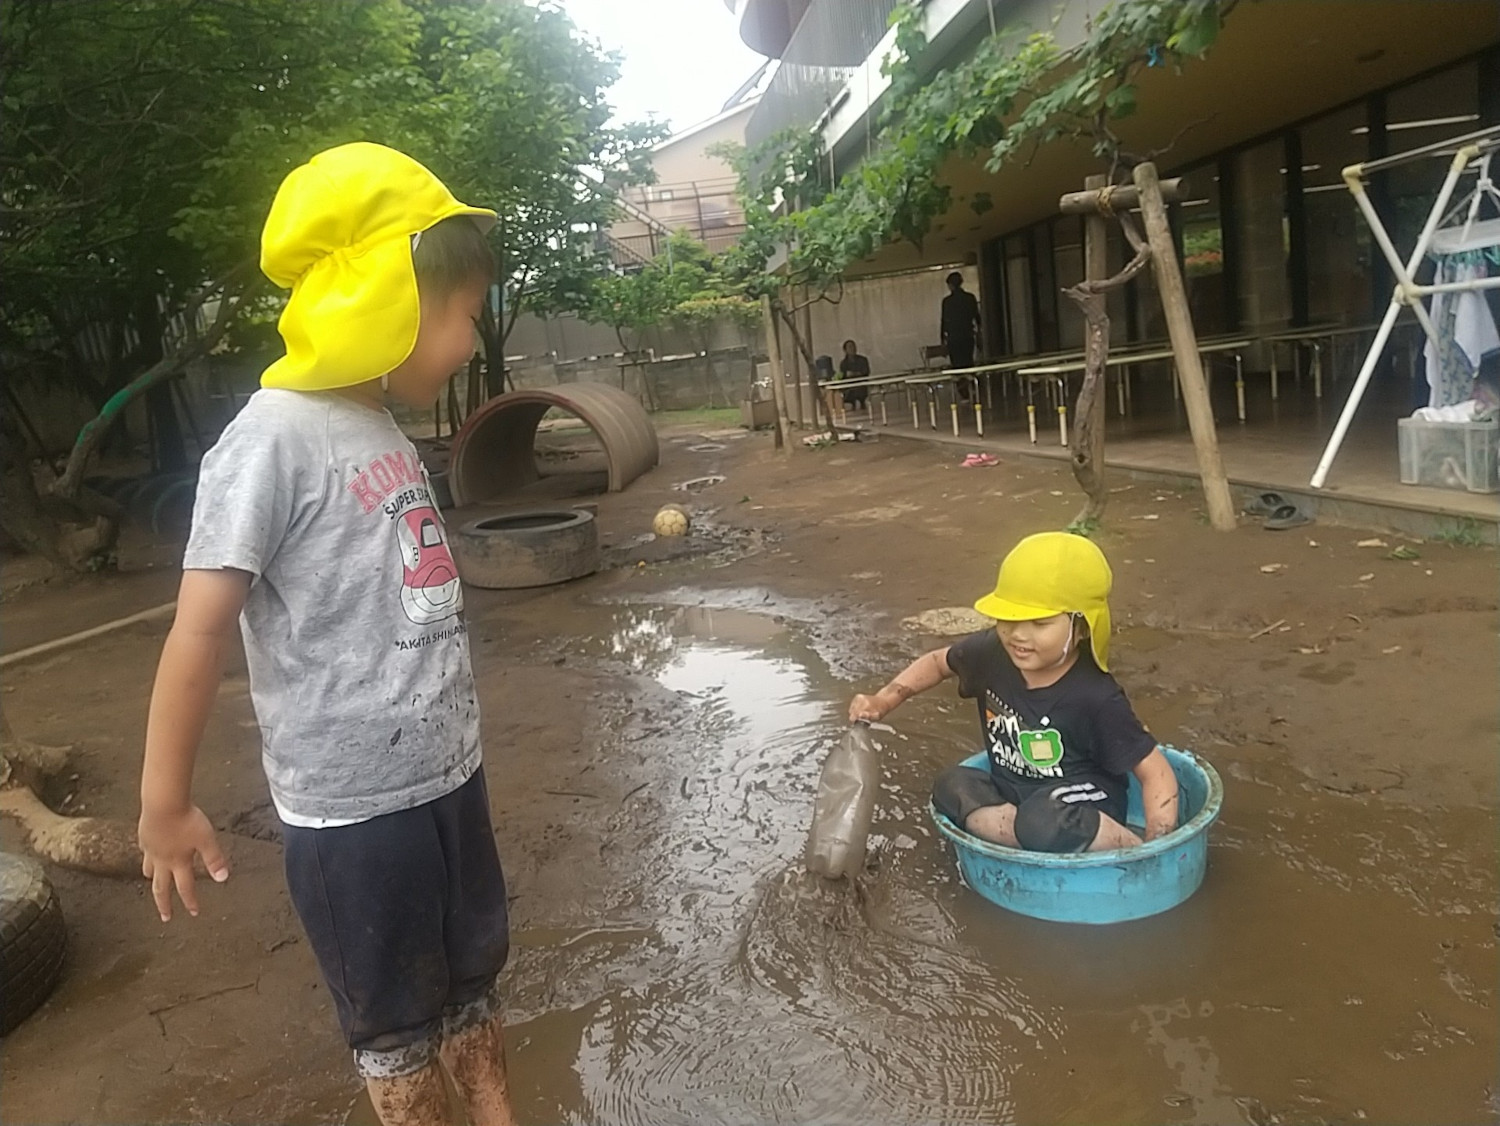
top-left (138, 143), bottom-right (516, 1126)
top-left (850, 532), bottom-right (1180, 852)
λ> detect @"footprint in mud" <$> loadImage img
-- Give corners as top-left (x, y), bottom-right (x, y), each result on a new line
top-left (1298, 660), bottom-right (1355, 685)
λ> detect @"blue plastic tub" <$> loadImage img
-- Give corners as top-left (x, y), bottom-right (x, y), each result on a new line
top-left (929, 745), bottom-right (1222, 924)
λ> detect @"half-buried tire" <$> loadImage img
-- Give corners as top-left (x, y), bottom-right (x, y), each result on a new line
top-left (453, 509), bottom-right (600, 590)
top-left (1, 852), bottom-right (66, 1036)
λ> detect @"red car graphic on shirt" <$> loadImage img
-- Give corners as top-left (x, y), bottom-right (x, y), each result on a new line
top-left (396, 505), bottom-right (462, 624)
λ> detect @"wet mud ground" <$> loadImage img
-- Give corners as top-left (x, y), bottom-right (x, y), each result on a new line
top-left (1, 425), bottom-right (1497, 1124)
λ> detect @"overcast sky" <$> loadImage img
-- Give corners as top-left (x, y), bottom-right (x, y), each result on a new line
top-left (559, 0), bottom-right (767, 135)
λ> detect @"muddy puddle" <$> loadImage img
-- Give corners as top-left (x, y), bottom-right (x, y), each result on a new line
top-left (352, 598), bottom-right (1496, 1125)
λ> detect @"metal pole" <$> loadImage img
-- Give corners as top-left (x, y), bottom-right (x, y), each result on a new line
top-left (1312, 146), bottom-right (1476, 487)
top-left (1309, 301), bottom-right (1402, 488)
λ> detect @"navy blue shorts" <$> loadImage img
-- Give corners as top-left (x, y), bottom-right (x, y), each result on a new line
top-left (932, 764), bottom-right (1128, 852)
top-left (282, 768), bottom-right (509, 1078)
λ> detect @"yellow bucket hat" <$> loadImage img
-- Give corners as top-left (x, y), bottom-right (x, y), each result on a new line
top-left (259, 142), bottom-right (496, 392)
top-left (974, 532), bottom-right (1114, 670)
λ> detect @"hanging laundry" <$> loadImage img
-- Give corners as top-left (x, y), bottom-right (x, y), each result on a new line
top-left (1423, 258), bottom-right (1499, 409)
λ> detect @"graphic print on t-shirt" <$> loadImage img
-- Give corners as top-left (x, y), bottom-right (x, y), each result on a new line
top-left (984, 689), bottom-right (1065, 780)
top-left (344, 448), bottom-right (464, 626)
top-left (396, 503), bottom-right (462, 624)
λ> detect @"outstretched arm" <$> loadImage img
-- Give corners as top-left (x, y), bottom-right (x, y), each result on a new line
top-left (849, 647), bottom-right (953, 722)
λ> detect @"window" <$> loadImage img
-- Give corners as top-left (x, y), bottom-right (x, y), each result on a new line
top-left (1003, 234), bottom-right (1036, 354)
top-left (1382, 62), bottom-right (1481, 270)
top-left (1053, 217), bottom-right (1085, 350)
top-left (1031, 224), bottom-right (1060, 353)
top-left (1299, 104), bottom-right (1371, 325)
top-left (1178, 161), bottom-right (1229, 335)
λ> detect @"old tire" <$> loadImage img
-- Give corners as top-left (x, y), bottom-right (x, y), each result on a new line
top-left (453, 509), bottom-right (600, 590)
top-left (1, 853), bottom-right (66, 1036)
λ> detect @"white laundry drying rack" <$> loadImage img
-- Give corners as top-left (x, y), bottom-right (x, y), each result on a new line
top-left (1311, 124), bottom-right (1500, 489)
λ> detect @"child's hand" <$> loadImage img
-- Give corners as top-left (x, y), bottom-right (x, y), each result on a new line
top-left (139, 805), bottom-right (229, 922)
top-left (848, 693), bottom-right (888, 723)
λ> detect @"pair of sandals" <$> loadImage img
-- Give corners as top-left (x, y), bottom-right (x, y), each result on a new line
top-left (1244, 491), bottom-right (1312, 530)
top-left (962, 453), bottom-right (999, 467)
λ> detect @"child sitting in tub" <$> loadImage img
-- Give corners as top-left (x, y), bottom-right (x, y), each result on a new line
top-left (849, 531), bottom-right (1179, 852)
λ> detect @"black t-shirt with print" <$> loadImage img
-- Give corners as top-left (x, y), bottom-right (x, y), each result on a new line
top-left (945, 628), bottom-right (1156, 786)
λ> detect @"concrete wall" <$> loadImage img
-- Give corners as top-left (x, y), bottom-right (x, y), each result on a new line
top-left (806, 264), bottom-right (977, 374)
top-left (497, 266), bottom-right (974, 416)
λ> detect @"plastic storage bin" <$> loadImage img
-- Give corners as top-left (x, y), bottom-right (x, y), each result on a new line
top-left (1397, 417), bottom-right (1499, 493)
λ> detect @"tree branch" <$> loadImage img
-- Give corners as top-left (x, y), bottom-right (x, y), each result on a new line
top-left (51, 260), bottom-right (256, 501)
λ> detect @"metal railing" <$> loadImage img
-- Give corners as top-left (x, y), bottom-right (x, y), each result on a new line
top-left (744, 0), bottom-right (900, 154)
top-left (601, 225), bottom-right (749, 272)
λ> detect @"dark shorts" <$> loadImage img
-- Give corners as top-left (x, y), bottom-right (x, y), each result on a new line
top-left (932, 764), bottom-right (1127, 853)
top-left (282, 768), bottom-right (510, 1078)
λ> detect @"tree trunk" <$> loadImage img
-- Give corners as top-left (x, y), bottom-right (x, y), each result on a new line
top-left (1066, 294), bottom-right (1110, 527)
top-left (0, 703), bottom-right (141, 880)
top-left (446, 374), bottom-right (462, 437)
top-left (776, 302), bottom-right (824, 431)
top-left (135, 289), bottom-right (188, 473)
top-left (761, 296), bottom-right (792, 453)
top-left (0, 413), bottom-right (113, 572)
top-left (1068, 175), bottom-right (1111, 528)
top-left (480, 303), bottom-right (506, 399)
top-left (52, 264), bottom-right (252, 504)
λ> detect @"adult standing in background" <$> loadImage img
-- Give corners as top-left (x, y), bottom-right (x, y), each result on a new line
top-left (941, 271), bottom-right (981, 403)
top-left (940, 271), bottom-right (981, 371)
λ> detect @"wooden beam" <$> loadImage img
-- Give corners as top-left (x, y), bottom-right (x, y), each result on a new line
top-left (1132, 162), bottom-right (1236, 531)
top-left (1059, 177), bottom-right (1187, 216)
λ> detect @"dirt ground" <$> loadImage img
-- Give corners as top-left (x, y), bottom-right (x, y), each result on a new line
top-left (2, 423), bottom-right (1496, 1125)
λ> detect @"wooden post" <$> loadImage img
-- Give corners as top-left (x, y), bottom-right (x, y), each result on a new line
top-left (1132, 162), bottom-right (1236, 532)
top-left (761, 296), bottom-right (792, 453)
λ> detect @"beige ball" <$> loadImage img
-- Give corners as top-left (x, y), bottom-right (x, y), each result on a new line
top-left (652, 505), bottom-right (690, 537)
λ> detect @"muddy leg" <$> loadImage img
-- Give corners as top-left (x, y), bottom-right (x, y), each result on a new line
top-left (367, 1063), bottom-right (450, 1126)
top-left (1087, 813), bottom-right (1142, 852)
top-left (440, 1010), bottom-right (517, 1126)
top-left (963, 803), bottom-right (1019, 847)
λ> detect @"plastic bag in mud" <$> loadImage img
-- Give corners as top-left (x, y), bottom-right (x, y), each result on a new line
top-left (806, 724), bottom-right (878, 880)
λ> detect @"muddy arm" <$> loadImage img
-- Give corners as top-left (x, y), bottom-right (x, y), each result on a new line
top-left (849, 648), bottom-right (953, 722)
top-left (1132, 748), bottom-right (1179, 841)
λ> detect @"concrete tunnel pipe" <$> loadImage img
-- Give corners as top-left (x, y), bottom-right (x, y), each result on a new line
top-left (446, 382), bottom-right (660, 506)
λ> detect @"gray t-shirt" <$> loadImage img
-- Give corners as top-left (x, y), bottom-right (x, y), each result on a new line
top-left (184, 388), bottom-right (480, 823)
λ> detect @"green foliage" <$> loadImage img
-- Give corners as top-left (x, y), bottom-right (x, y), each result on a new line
top-left (1430, 518), bottom-right (1486, 548)
top-left (2, 0), bottom-right (660, 397)
top-left (579, 230), bottom-right (759, 348)
top-left (726, 0), bottom-right (1234, 293)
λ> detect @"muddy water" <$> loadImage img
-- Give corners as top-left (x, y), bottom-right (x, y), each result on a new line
top-left (353, 602), bottom-right (1497, 1125)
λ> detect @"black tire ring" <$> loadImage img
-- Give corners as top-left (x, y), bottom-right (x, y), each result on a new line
top-left (0, 852), bottom-right (66, 1037)
top-left (452, 509), bottom-right (600, 590)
